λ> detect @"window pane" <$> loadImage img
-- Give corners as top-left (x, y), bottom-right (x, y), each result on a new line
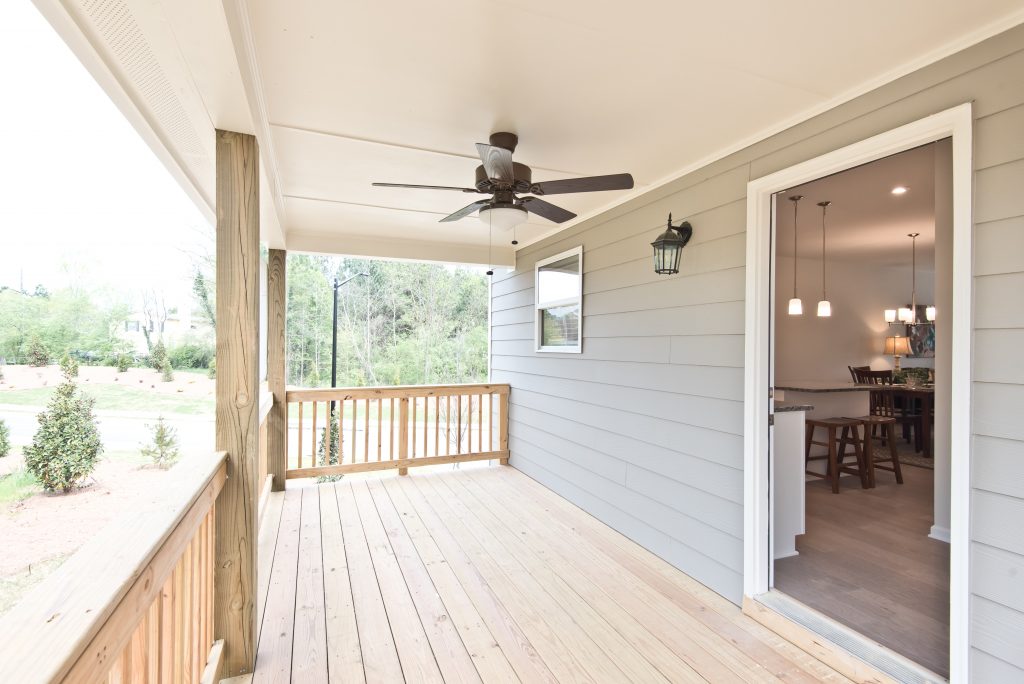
top-left (541, 304), bottom-right (580, 347)
top-left (538, 254), bottom-right (580, 305)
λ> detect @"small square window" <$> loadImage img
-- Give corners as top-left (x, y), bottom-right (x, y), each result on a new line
top-left (535, 247), bottom-right (582, 353)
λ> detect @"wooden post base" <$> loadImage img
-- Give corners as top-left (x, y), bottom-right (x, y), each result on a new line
top-left (398, 467), bottom-right (409, 476)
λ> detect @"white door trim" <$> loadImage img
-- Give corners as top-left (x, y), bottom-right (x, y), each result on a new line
top-left (742, 103), bottom-right (973, 682)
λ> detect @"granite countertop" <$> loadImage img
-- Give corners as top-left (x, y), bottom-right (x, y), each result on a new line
top-left (774, 400), bottom-right (813, 413)
top-left (776, 381), bottom-right (933, 393)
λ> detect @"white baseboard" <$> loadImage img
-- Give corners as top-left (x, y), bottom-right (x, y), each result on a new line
top-left (929, 525), bottom-right (951, 543)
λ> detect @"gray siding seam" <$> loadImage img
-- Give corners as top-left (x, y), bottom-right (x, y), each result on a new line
top-left (511, 450), bottom-right (744, 575)
top-left (498, 366), bottom-right (746, 414)
top-left (509, 417), bottom-right (743, 506)
top-left (583, 298), bottom-right (745, 320)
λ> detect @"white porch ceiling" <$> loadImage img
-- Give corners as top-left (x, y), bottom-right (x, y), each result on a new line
top-left (35, 0), bottom-right (1024, 265)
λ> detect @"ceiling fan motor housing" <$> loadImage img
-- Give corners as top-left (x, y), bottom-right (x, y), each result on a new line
top-left (475, 162), bottom-right (532, 193)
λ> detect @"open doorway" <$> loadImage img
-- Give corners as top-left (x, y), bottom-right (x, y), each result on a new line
top-left (771, 141), bottom-right (952, 678)
top-left (742, 104), bottom-right (973, 684)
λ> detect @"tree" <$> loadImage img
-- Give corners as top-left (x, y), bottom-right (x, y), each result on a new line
top-left (25, 334), bottom-right (49, 367)
top-left (141, 416), bottom-right (180, 469)
top-left (192, 270), bottom-right (216, 328)
top-left (316, 411), bottom-right (342, 483)
top-left (23, 367), bottom-right (102, 492)
top-left (60, 352), bottom-right (79, 377)
top-left (151, 339), bottom-right (173, 381)
top-left (0, 418), bottom-right (10, 458)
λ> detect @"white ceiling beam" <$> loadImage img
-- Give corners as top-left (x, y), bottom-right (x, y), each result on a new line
top-left (220, 0), bottom-right (287, 249)
top-left (287, 231), bottom-right (516, 268)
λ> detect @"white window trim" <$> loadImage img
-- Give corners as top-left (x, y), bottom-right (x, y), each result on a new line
top-left (535, 246), bottom-right (583, 353)
top-left (743, 103), bottom-right (973, 682)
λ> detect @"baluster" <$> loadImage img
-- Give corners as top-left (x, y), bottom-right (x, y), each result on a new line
top-left (338, 399), bottom-right (345, 466)
top-left (446, 395), bottom-right (451, 456)
top-left (478, 394), bottom-right (484, 452)
top-left (423, 397), bottom-right (428, 457)
top-left (434, 396), bottom-right (440, 457)
top-left (390, 397), bottom-right (396, 460)
top-left (377, 398), bottom-right (383, 461)
top-left (311, 401), bottom-right (318, 468)
top-left (398, 397), bottom-right (409, 475)
top-left (457, 395), bottom-right (463, 454)
top-left (351, 399), bottom-right (357, 463)
top-left (488, 393), bottom-right (494, 452)
top-left (364, 399), bottom-right (370, 463)
top-left (411, 396), bottom-right (417, 458)
top-left (297, 402), bottom-right (304, 470)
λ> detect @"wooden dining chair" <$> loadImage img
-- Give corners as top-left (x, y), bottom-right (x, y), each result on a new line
top-left (850, 366), bottom-right (921, 450)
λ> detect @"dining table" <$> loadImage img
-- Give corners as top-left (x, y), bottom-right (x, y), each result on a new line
top-left (774, 381), bottom-right (934, 459)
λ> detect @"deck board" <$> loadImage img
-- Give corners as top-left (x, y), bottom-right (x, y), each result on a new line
top-left (246, 466), bottom-right (851, 683)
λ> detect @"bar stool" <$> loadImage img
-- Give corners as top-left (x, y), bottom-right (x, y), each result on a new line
top-left (805, 417), bottom-right (869, 494)
top-left (849, 415), bottom-right (904, 487)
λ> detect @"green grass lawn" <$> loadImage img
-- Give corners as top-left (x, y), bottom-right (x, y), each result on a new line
top-left (0, 468), bottom-right (40, 504)
top-left (0, 385), bottom-right (213, 415)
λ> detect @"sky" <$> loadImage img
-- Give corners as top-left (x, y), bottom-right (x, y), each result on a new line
top-left (0, 1), bottom-right (211, 308)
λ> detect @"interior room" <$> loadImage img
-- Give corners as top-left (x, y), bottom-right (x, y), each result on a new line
top-left (770, 142), bottom-right (953, 677)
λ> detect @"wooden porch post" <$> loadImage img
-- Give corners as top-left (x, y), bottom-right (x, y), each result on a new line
top-left (268, 249), bottom-right (287, 491)
top-left (214, 129), bottom-right (259, 676)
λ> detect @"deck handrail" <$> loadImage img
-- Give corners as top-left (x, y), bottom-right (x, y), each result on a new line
top-left (285, 382), bottom-right (510, 478)
top-left (0, 450), bottom-right (228, 683)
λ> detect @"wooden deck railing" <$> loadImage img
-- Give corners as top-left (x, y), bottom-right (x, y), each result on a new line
top-left (0, 451), bottom-right (228, 684)
top-left (257, 385), bottom-right (274, 520)
top-left (285, 383), bottom-right (510, 478)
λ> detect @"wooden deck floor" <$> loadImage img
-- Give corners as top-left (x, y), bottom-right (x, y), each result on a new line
top-left (244, 465), bottom-right (851, 683)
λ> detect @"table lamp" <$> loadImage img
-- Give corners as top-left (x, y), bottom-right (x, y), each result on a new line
top-left (884, 335), bottom-right (911, 372)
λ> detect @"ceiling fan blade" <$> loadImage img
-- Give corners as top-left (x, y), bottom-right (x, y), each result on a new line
top-left (440, 199), bottom-right (490, 222)
top-left (530, 173), bottom-right (634, 196)
top-left (372, 182), bottom-right (481, 193)
top-left (476, 143), bottom-right (515, 183)
top-left (520, 197), bottom-right (577, 224)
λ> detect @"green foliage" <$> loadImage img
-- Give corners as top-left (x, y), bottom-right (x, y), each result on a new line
top-left (0, 419), bottom-right (10, 458)
top-left (286, 256), bottom-right (489, 389)
top-left (192, 270), bottom-right (216, 328)
top-left (141, 416), bottom-right (180, 469)
top-left (25, 335), bottom-right (50, 367)
top-left (23, 370), bottom-right (103, 492)
top-left (316, 410), bottom-right (342, 483)
top-left (0, 287), bottom-right (131, 365)
top-left (168, 341), bottom-right (214, 369)
top-left (207, 357), bottom-right (216, 379)
top-left (151, 340), bottom-right (174, 381)
top-left (59, 352), bottom-right (79, 378)
top-left (115, 353), bottom-right (132, 372)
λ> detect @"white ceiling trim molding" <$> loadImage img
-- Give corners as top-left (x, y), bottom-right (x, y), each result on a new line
top-left (220, 0), bottom-right (287, 249)
top-left (287, 230), bottom-right (516, 268)
top-left (519, 6), bottom-right (1024, 252)
top-left (31, 0), bottom-right (216, 223)
top-left (269, 123), bottom-right (587, 178)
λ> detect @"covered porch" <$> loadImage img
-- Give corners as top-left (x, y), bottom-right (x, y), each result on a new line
top-left (240, 466), bottom-right (847, 683)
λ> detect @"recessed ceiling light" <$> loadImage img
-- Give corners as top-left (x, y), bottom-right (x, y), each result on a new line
top-left (891, 186), bottom-right (909, 195)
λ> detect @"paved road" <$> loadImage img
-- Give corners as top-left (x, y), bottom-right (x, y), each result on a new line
top-left (0, 404), bottom-right (214, 456)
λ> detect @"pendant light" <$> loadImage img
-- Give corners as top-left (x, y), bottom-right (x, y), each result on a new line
top-left (786, 195), bottom-right (804, 315)
top-left (904, 232), bottom-right (921, 324)
top-left (816, 201), bottom-right (832, 317)
top-left (884, 232), bottom-right (935, 325)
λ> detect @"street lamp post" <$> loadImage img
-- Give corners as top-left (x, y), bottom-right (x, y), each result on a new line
top-left (330, 273), bottom-right (368, 416)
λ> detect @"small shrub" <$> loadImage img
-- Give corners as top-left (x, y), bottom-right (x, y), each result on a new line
top-left (115, 353), bottom-right (132, 373)
top-left (168, 342), bottom-right (214, 369)
top-left (316, 410), bottom-right (342, 484)
top-left (60, 353), bottom-right (79, 378)
top-left (207, 357), bottom-right (216, 379)
top-left (141, 416), bottom-right (180, 469)
top-left (151, 340), bottom-right (173, 382)
top-left (25, 335), bottom-right (49, 367)
top-left (0, 419), bottom-right (10, 458)
top-left (23, 368), bottom-right (102, 492)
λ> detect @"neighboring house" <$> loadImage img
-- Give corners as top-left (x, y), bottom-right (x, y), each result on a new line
top-left (5, 3), bottom-right (1024, 683)
top-left (120, 307), bottom-right (198, 355)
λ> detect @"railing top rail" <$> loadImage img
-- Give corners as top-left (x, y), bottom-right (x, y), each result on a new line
top-left (286, 382), bottom-right (510, 402)
top-left (0, 450), bottom-right (228, 684)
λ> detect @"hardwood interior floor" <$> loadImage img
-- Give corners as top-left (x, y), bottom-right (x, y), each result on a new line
top-left (240, 465), bottom-right (854, 683)
top-left (774, 463), bottom-right (950, 678)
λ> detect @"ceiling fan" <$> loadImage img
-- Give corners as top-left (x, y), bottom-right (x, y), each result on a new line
top-left (372, 132), bottom-right (634, 230)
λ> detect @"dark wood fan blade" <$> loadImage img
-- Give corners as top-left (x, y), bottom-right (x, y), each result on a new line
top-left (530, 173), bottom-right (634, 195)
top-left (372, 182), bottom-right (481, 193)
top-left (440, 199), bottom-right (490, 222)
top-left (476, 143), bottom-right (515, 183)
top-left (520, 197), bottom-right (577, 224)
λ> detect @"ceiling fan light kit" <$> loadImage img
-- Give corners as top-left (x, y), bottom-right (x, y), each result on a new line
top-left (371, 131), bottom-right (634, 231)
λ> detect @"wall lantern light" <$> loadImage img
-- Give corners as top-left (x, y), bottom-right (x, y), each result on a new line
top-left (651, 213), bottom-right (693, 275)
